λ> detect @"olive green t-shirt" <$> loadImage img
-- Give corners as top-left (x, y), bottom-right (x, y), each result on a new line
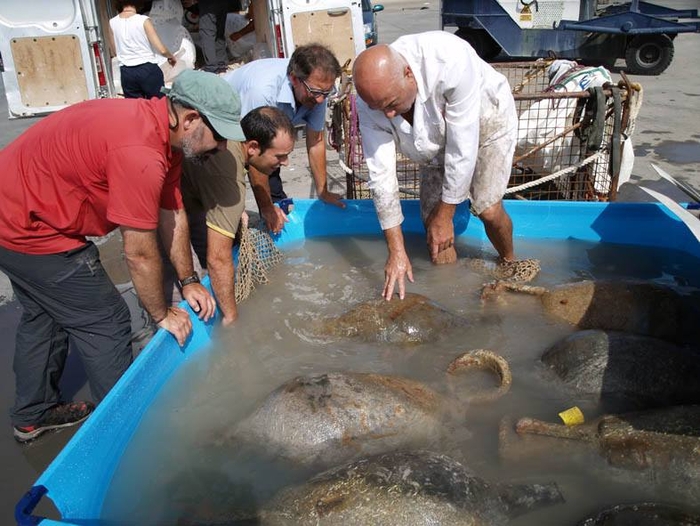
top-left (181, 141), bottom-right (246, 241)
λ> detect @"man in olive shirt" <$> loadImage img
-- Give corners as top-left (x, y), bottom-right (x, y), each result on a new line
top-left (181, 106), bottom-right (295, 325)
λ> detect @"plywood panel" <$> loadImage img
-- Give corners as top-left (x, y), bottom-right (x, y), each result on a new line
top-left (10, 35), bottom-right (89, 108)
top-left (290, 9), bottom-right (356, 67)
top-left (253, 0), bottom-right (273, 54)
top-left (96, 0), bottom-right (116, 59)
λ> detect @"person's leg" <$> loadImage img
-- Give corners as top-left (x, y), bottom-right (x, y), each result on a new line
top-left (268, 167), bottom-right (288, 202)
top-left (2, 243), bottom-right (133, 408)
top-left (418, 165), bottom-right (444, 226)
top-left (214, 7), bottom-right (229, 69)
top-left (140, 62), bottom-right (166, 99)
top-left (198, 12), bottom-right (220, 72)
top-left (471, 92), bottom-right (518, 261)
top-left (10, 283), bottom-right (69, 427)
top-left (47, 243), bottom-right (133, 402)
top-left (478, 201), bottom-right (514, 261)
top-left (120, 65), bottom-right (142, 99)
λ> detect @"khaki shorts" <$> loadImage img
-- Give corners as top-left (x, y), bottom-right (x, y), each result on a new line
top-left (419, 96), bottom-right (517, 222)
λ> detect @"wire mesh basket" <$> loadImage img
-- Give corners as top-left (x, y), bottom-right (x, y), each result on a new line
top-left (492, 60), bottom-right (553, 94)
top-left (330, 60), bottom-right (642, 202)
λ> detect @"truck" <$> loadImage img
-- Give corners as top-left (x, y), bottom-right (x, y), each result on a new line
top-left (0, 0), bottom-right (365, 119)
top-left (441, 0), bottom-right (700, 74)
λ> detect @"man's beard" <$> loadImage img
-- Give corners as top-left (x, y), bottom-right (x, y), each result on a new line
top-left (181, 126), bottom-right (209, 164)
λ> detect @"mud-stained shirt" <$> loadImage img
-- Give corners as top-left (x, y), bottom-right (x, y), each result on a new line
top-left (356, 31), bottom-right (514, 230)
top-left (0, 96), bottom-right (182, 254)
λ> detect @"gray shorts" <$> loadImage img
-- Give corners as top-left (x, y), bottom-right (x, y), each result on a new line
top-left (420, 96), bottom-right (517, 222)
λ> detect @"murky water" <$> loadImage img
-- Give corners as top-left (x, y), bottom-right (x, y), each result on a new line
top-left (101, 234), bottom-right (700, 525)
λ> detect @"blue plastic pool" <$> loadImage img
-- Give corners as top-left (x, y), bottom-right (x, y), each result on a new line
top-left (14, 198), bottom-right (700, 525)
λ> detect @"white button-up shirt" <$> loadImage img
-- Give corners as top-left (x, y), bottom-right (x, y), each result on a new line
top-left (357, 31), bottom-right (513, 230)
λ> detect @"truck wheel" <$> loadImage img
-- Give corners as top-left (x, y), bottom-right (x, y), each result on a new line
top-left (455, 28), bottom-right (501, 61)
top-left (625, 34), bottom-right (674, 75)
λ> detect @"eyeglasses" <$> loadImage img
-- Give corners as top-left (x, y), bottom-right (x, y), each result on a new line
top-left (301, 78), bottom-right (336, 99)
top-left (200, 113), bottom-right (226, 142)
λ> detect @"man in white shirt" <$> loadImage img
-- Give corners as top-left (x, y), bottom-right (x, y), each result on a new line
top-left (353, 31), bottom-right (518, 300)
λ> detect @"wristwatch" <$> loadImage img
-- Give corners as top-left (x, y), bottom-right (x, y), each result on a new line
top-left (177, 272), bottom-right (200, 289)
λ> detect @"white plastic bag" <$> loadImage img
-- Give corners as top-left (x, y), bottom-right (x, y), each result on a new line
top-left (516, 60), bottom-right (614, 197)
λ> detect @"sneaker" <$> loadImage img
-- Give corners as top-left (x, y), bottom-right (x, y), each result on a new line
top-left (13, 401), bottom-right (95, 443)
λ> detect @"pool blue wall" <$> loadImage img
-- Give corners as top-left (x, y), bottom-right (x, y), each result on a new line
top-left (15, 199), bottom-right (700, 525)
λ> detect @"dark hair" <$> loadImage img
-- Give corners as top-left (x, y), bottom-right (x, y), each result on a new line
top-left (286, 43), bottom-right (341, 81)
top-left (241, 106), bottom-right (295, 153)
top-left (114, 0), bottom-right (146, 12)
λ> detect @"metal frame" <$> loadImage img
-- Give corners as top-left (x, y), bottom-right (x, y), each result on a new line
top-left (441, 0), bottom-right (699, 62)
top-left (331, 61), bottom-right (641, 203)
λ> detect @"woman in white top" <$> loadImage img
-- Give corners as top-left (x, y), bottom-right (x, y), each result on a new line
top-left (109, 0), bottom-right (177, 98)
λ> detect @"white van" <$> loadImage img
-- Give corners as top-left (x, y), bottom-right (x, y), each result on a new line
top-left (0, 0), bottom-right (113, 118)
top-left (0, 0), bottom-right (365, 118)
top-left (252, 0), bottom-right (365, 67)
top-left (0, 0), bottom-right (198, 118)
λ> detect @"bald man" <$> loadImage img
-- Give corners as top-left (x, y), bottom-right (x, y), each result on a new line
top-left (353, 31), bottom-right (519, 301)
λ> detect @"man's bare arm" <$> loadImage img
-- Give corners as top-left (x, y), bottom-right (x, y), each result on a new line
top-left (158, 207), bottom-right (194, 279)
top-left (382, 225), bottom-right (414, 301)
top-left (306, 127), bottom-right (344, 208)
top-left (247, 167), bottom-right (288, 234)
top-left (206, 228), bottom-right (237, 326)
top-left (121, 226), bottom-right (192, 345)
top-left (121, 227), bottom-right (168, 323)
top-left (158, 208), bottom-right (216, 321)
top-left (426, 201), bottom-right (457, 261)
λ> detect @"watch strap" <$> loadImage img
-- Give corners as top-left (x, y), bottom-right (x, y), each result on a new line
top-left (177, 273), bottom-right (200, 289)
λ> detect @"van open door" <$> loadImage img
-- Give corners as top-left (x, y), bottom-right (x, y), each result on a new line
top-left (256, 0), bottom-right (365, 66)
top-left (0, 0), bottom-right (113, 118)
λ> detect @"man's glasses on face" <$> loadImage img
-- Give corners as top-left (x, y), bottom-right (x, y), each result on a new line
top-left (301, 78), bottom-right (336, 99)
top-left (200, 113), bottom-right (226, 142)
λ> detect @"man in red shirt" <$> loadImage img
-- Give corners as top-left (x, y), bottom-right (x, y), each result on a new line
top-left (0, 69), bottom-right (242, 443)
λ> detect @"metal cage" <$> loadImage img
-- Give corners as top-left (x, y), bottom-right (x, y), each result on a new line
top-left (330, 60), bottom-right (642, 202)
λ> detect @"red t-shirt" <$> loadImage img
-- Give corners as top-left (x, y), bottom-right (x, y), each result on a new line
top-left (0, 96), bottom-right (183, 254)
